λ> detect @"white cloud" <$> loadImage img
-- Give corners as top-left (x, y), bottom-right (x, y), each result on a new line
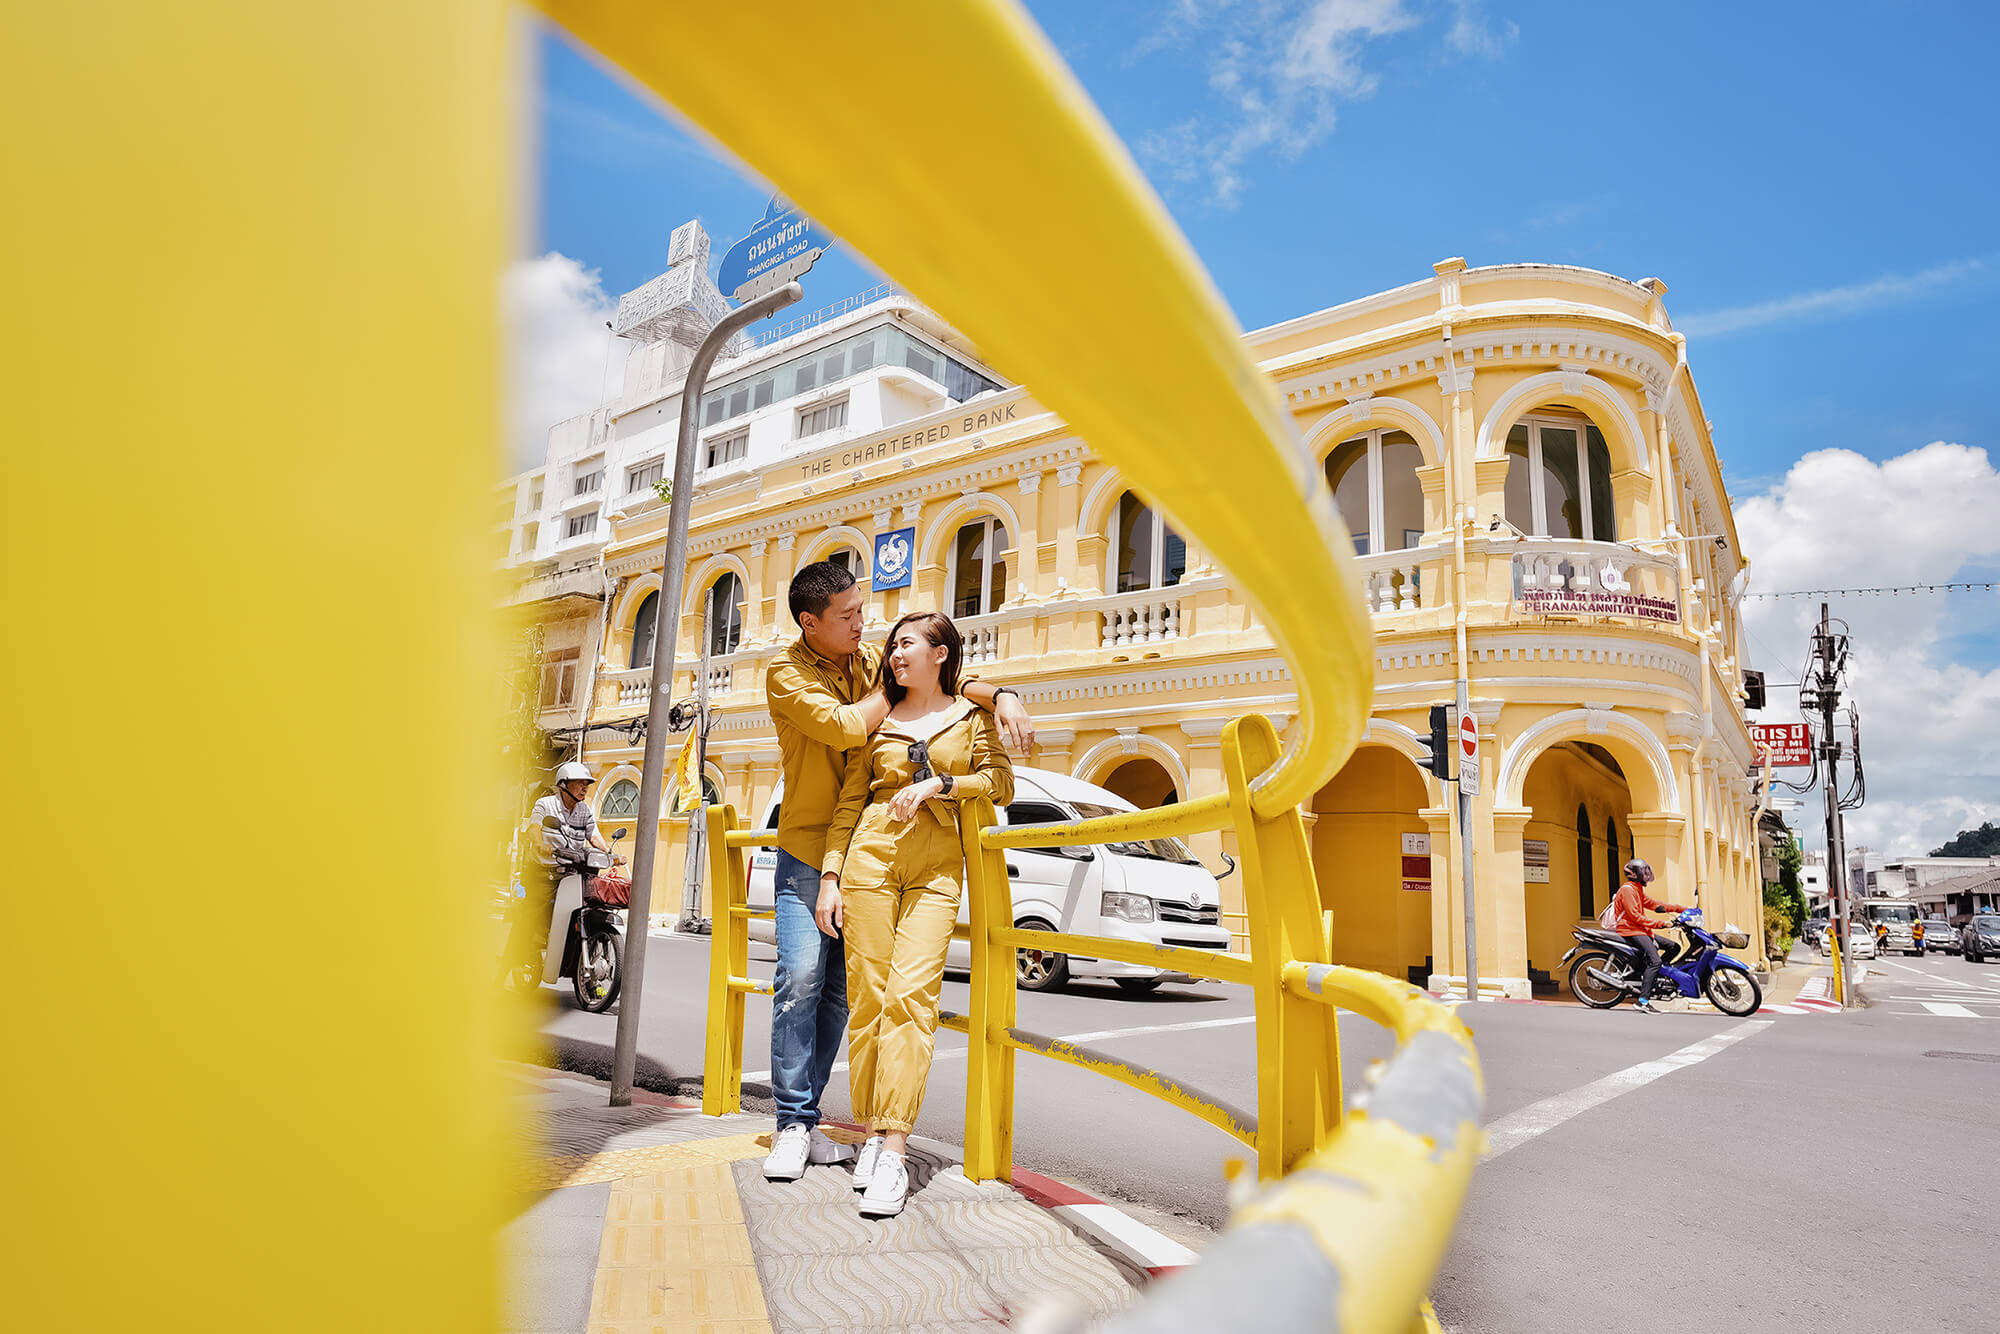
top-left (1736, 442), bottom-right (2000, 857)
top-left (502, 253), bottom-right (630, 473)
top-left (1678, 257), bottom-right (1991, 338)
top-left (1444, 0), bottom-right (1517, 58)
top-left (1135, 0), bottom-right (1505, 207)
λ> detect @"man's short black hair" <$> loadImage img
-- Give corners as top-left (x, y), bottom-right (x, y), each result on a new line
top-left (789, 560), bottom-right (858, 625)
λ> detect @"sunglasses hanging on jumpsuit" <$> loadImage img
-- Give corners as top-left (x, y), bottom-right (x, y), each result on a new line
top-left (821, 699), bottom-right (1014, 1138)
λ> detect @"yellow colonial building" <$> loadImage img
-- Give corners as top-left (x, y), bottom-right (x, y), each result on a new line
top-left (541, 258), bottom-right (1763, 998)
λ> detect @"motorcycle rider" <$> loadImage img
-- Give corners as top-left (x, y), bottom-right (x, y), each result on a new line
top-left (1610, 858), bottom-right (1687, 1013)
top-left (506, 761), bottom-right (620, 982)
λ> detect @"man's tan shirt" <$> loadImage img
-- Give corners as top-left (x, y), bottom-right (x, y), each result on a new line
top-left (766, 637), bottom-right (883, 870)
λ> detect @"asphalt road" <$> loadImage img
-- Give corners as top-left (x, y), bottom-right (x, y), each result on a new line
top-left (532, 933), bottom-right (2000, 1332)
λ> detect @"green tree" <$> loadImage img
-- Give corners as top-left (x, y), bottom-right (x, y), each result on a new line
top-left (1931, 821), bottom-right (2000, 858)
top-left (1762, 835), bottom-right (1807, 950)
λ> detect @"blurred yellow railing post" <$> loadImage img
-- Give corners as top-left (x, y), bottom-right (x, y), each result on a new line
top-left (960, 796), bottom-right (1017, 1181)
top-left (1224, 715), bottom-right (1344, 1179)
top-left (702, 803), bottom-right (748, 1116)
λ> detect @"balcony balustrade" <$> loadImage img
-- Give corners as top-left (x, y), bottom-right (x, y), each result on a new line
top-left (1509, 538), bottom-right (1681, 625)
top-left (1354, 548), bottom-right (1429, 613)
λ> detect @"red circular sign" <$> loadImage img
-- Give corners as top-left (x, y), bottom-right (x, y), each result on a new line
top-left (1459, 712), bottom-right (1478, 759)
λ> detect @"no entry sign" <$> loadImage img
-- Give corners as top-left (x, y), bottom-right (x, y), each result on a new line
top-left (1457, 711), bottom-right (1480, 796)
top-left (1750, 721), bottom-right (1813, 768)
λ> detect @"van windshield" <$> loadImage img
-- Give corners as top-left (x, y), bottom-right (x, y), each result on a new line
top-left (1069, 801), bottom-right (1202, 865)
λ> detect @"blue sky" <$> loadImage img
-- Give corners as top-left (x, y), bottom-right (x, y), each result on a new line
top-left (518, 1), bottom-right (2000, 854)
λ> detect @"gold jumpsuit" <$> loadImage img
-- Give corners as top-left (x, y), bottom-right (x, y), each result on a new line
top-left (821, 700), bottom-right (1013, 1134)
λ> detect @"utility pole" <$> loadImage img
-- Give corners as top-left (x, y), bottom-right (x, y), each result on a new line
top-left (1807, 601), bottom-right (1855, 1006)
top-left (676, 585), bottom-right (715, 932)
top-left (609, 281), bottom-right (802, 1108)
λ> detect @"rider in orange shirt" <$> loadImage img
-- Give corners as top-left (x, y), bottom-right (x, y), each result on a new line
top-left (1611, 859), bottom-right (1687, 1013)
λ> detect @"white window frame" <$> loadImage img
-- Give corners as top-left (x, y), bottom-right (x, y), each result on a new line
top-left (948, 517), bottom-right (1008, 618)
top-left (538, 646), bottom-right (580, 708)
top-left (1508, 414), bottom-right (1609, 541)
top-left (704, 573), bottom-right (745, 656)
top-left (1323, 428), bottom-right (1426, 555)
top-left (572, 467), bottom-right (603, 497)
top-left (625, 457), bottom-right (664, 495)
top-left (703, 429), bottom-right (749, 472)
top-left (565, 509), bottom-right (598, 540)
top-left (1109, 493), bottom-right (1184, 593)
top-left (795, 396), bottom-right (849, 440)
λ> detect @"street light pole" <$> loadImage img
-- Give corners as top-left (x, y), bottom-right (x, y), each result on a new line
top-left (609, 281), bottom-right (803, 1107)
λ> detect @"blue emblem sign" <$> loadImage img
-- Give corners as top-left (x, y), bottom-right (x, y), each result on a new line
top-left (717, 195), bottom-right (832, 301)
top-left (872, 527), bottom-right (916, 592)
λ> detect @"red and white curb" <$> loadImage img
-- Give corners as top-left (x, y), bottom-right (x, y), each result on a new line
top-left (873, 1127), bottom-right (1198, 1277)
top-left (1762, 974), bottom-right (1841, 1015)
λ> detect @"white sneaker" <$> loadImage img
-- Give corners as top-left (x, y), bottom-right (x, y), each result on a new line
top-left (859, 1148), bottom-right (909, 1218)
top-left (807, 1127), bottom-right (856, 1165)
top-left (763, 1124), bottom-right (811, 1181)
top-left (850, 1136), bottom-right (886, 1192)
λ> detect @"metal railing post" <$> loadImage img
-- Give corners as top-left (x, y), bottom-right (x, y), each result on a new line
top-left (701, 803), bottom-right (746, 1116)
top-left (961, 797), bottom-right (1016, 1182)
top-left (1224, 715), bottom-right (1343, 1180)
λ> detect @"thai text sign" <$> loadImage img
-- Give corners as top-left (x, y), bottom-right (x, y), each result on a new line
top-left (1523, 838), bottom-right (1551, 884)
top-left (1519, 588), bottom-right (1679, 622)
top-left (718, 196), bottom-right (832, 301)
top-left (1750, 721), bottom-right (1813, 768)
top-left (1401, 832), bottom-right (1431, 891)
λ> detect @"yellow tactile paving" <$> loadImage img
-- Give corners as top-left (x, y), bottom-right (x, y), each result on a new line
top-left (556, 1133), bottom-right (776, 1334)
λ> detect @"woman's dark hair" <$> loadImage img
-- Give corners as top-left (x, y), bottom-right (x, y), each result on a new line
top-left (882, 611), bottom-right (962, 705)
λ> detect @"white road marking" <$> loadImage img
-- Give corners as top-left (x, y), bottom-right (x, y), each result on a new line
top-left (1919, 1002), bottom-right (1980, 1018)
top-left (1481, 1019), bottom-right (1773, 1160)
top-left (741, 1013), bottom-right (1255, 1084)
top-left (1874, 958), bottom-right (1994, 990)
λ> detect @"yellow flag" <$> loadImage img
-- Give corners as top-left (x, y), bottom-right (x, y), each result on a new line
top-left (672, 728), bottom-right (702, 813)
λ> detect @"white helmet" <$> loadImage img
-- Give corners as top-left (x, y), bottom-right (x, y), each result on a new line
top-left (555, 761), bottom-right (595, 786)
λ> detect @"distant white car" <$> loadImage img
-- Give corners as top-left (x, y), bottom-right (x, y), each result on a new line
top-left (743, 766), bottom-right (1233, 993)
top-left (1817, 924), bottom-right (1876, 960)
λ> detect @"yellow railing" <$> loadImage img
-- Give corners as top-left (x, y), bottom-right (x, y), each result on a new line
top-left (548, 1), bottom-right (1482, 1330)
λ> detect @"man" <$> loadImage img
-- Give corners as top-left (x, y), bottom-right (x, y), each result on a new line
top-left (761, 560), bottom-right (1033, 1181)
top-left (507, 760), bottom-right (620, 983)
top-left (1610, 858), bottom-right (1687, 1013)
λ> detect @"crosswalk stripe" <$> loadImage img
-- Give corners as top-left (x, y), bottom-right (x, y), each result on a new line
top-left (1920, 1001), bottom-right (1980, 1018)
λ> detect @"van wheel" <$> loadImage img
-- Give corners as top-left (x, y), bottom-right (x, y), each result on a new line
top-left (1015, 920), bottom-right (1069, 992)
top-left (1115, 977), bottom-right (1165, 995)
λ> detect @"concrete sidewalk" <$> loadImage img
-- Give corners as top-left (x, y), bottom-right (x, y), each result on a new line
top-left (502, 1063), bottom-right (1162, 1333)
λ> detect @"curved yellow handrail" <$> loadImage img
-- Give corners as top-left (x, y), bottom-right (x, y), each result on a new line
top-left (536, 0), bottom-right (1374, 816)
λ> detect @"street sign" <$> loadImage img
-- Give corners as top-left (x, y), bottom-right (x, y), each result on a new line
top-left (718, 195), bottom-right (832, 302)
top-left (1457, 711), bottom-right (1480, 796)
top-left (1750, 721), bottom-right (1813, 768)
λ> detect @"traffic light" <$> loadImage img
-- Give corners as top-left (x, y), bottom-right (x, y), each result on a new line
top-left (1742, 668), bottom-right (1766, 711)
top-left (1420, 704), bottom-right (1453, 781)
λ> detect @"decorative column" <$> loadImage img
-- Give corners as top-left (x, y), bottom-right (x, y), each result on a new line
top-left (1015, 471), bottom-right (1045, 598)
top-left (770, 533), bottom-right (799, 638)
top-left (1053, 462), bottom-right (1088, 654)
top-left (1178, 717), bottom-right (1236, 933)
top-left (744, 539), bottom-right (769, 643)
top-left (1029, 725), bottom-right (1074, 776)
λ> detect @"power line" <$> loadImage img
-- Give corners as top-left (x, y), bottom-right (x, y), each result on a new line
top-left (1743, 582), bottom-right (1995, 600)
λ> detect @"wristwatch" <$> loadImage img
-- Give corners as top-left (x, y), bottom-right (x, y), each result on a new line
top-left (937, 772), bottom-right (955, 796)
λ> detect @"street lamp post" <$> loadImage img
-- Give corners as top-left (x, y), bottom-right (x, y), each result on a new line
top-left (609, 281), bottom-right (803, 1107)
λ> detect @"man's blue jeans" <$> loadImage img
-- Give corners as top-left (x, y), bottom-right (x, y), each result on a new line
top-left (770, 849), bottom-right (848, 1130)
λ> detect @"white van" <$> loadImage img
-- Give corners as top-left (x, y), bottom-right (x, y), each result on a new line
top-left (742, 766), bottom-right (1233, 993)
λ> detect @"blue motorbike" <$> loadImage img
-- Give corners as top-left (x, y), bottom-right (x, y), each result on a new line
top-left (1562, 909), bottom-right (1763, 1016)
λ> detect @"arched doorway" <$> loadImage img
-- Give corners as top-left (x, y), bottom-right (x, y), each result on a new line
top-left (1521, 741), bottom-right (1634, 993)
top-left (1101, 756), bottom-right (1178, 809)
top-left (1310, 745), bottom-right (1433, 985)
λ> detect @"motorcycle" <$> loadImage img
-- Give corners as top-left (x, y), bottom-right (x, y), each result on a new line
top-left (513, 816), bottom-right (627, 1012)
top-left (1562, 909), bottom-right (1763, 1016)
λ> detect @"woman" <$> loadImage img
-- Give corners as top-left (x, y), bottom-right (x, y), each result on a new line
top-left (815, 610), bottom-right (1013, 1217)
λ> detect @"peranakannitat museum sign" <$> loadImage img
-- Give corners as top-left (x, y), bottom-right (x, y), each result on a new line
top-left (1518, 588), bottom-right (1679, 622)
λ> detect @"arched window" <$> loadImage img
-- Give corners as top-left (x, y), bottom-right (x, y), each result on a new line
top-left (1321, 429), bottom-right (1425, 555)
top-left (1112, 493), bottom-right (1186, 593)
top-left (826, 546), bottom-right (865, 581)
top-left (950, 518), bottom-right (1008, 618)
top-left (705, 572), bottom-right (745, 656)
top-left (1502, 416), bottom-right (1616, 541)
top-left (601, 779), bottom-right (640, 818)
top-left (669, 773), bottom-right (724, 816)
top-left (1605, 817), bottom-right (1621, 900)
top-left (629, 591), bottom-right (659, 669)
top-left (1576, 804), bottom-right (1594, 918)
